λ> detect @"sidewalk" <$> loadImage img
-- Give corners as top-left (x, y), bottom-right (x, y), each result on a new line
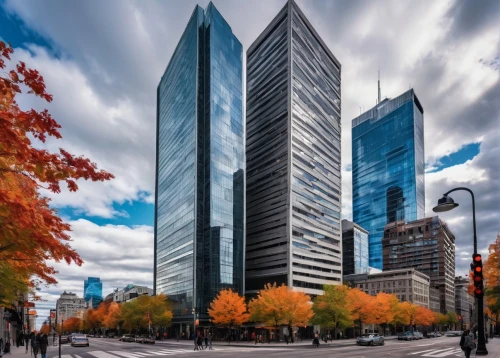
top-left (482, 337), bottom-right (500, 358)
top-left (3, 344), bottom-right (60, 358)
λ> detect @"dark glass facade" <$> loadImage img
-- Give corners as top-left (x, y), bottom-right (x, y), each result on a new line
top-left (382, 216), bottom-right (456, 314)
top-left (83, 277), bottom-right (102, 309)
top-left (246, 0), bottom-right (342, 296)
top-left (352, 89), bottom-right (424, 269)
top-left (341, 220), bottom-right (369, 277)
top-left (155, 2), bottom-right (244, 327)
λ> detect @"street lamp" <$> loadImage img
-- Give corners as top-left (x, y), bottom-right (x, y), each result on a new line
top-left (433, 187), bottom-right (487, 355)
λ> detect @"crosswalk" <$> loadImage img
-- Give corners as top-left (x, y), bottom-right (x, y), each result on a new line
top-left (408, 347), bottom-right (464, 357)
top-left (52, 346), bottom-right (283, 358)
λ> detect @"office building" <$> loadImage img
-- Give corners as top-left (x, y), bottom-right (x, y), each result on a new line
top-left (382, 216), bottom-right (456, 313)
top-left (455, 276), bottom-right (474, 329)
top-left (112, 284), bottom-right (154, 303)
top-left (352, 88), bottom-right (424, 269)
top-left (344, 268), bottom-right (430, 308)
top-left (342, 219), bottom-right (369, 276)
top-left (84, 277), bottom-right (103, 309)
top-left (245, 0), bottom-right (342, 296)
top-left (55, 291), bottom-right (85, 325)
top-left (155, 2), bottom-right (244, 334)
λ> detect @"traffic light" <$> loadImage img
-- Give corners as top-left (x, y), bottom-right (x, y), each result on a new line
top-left (471, 254), bottom-right (484, 297)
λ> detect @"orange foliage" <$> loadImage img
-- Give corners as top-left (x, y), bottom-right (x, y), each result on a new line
top-left (208, 289), bottom-right (249, 328)
top-left (370, 292), bottom-right (398, 326)
top-left (248, 283), bottom-right (313, 329)
top-left (62, 317), bottom-right (81, 333)
top-left (0, 41), bottom-right (113, 304)
top-left (414, 306), bottom-right (434, 326)
top-left (346, 288), bottom-right (374, 324)
top-left (40, 324), bottom-right (51, 334)
top-left (103, 302), bottom-right (122, 329)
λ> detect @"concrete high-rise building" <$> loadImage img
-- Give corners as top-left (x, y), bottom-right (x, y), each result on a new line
top-left (246, 0), bottom-right (342, 296)
top-left (342, 219), bottom-right (369, 277)
top-left (84, 277), bottom-right (103, 309)
top-left (382, 216), bottom-right (456, 314)
top-left (154, 2), bottom-right (244, 334)
top-left (55, 291), bottom-right (85, 325)
top-left (352, 89), bottom-right (424, 269)
top-left (455, 276), bottom-right (474, 329)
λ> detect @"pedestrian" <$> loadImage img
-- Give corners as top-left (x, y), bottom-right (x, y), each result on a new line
top-left (462, 330), bottom-right (476, 358)
top-left (208, 333), bottom-right (212, 350)
top-left (252, 331), bottom-right (256, 345)
top-left (197, 334), bottom-right (203, 350)
top-left (204, 334), bottom-right (208, 349)
top-left (39, 333), bottom-right (48, 358)
top-left (193, 333), bottom-right (198, 351)
top-left (24, 332), bottom-right (29, 353)
top-left (313, 331), bottom-right (319, 347)
top-left (0, 337), bottom-right (3, 357)
top-left (32, 332), bottom-right (40, 358)
top-left (459, 330), bottom-right (467, 351)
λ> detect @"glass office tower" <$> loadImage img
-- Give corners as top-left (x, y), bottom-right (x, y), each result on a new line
top-left (246, 0), bottom-right (342, 296)
top-left (155, 2), bottom-right (244, 332)
top-left (352, 89), bottom-right (425, 269)
top-left (83, 277), bottom-right (102, 309)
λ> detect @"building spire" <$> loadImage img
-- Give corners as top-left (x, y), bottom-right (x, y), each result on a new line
top-left (378, 69), bottom-right (381, 104)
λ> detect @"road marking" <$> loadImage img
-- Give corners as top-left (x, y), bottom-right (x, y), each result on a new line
top-left (88, 351), bottom-right (122, 358)
top-left (417, 343), bottom-right (435, 346)
top-left (146, 351), bottom-right (165, 356)
top-left (75, 355), bottom-right (83, 358)
top-left (421, 348), bottom-right (462, 357)
top-left (409, 350), bottom-right (435, 355)
top-left (60, 355), bottom-right (73, 358)
top-left (133, 352), bottom-right (151, 356)
top-left (110, 352), bottom-right (150, 358)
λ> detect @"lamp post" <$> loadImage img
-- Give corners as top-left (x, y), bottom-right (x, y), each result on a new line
top-left (433, 187), bottom-right (488, 355)
top-left (58, 319), bottom-right (64, 358)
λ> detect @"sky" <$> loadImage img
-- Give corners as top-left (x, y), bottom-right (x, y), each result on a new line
top-left (1, 0), bottom-right (499, 328)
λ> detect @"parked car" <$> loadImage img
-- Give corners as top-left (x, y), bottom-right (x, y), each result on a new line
top-left (106, 333), bottom-right (115, 339)
top-left (398, 332), bottom-right (415, 341)
top-left (119, 334), bottom-right (135, 342)
top-left (356, 334), bottom-right (385, 346)
top-left (136, 335), bottom-right (155, 344)
top-left (445, 331), bottom-right (463, 337)
top-left (59, 336), bottom-right (69, 344)
top-left (71, 335), bottom-right (89, 347)
top-left (413, 332), bottom-right (424, 340)
top-left (427, 331), bottom-right (442, 338)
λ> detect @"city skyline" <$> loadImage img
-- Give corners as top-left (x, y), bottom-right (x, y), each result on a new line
top-left (0, 0), bottom-right (498, 327)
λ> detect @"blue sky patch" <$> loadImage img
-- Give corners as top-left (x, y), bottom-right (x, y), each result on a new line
top-left (427, 142), bottom-right (481, 173)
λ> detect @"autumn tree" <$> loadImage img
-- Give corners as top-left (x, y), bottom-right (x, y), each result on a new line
top-left (120, 295), bottom-right (172, 334)
top-left (433, 312), bottom-right (447, 331)
top-left (148, 294), bottom-right (173, 331)
top-left (312, 285), bottom-right (352, 338)
top-left (63, 317), bottom-right (82, 333)
top-left (446, 311), bottom-right (458, 330)
top-left (103, 302), bottom-right (122, 330)
top-left (370, 293), bottom-right (399, 335)
top-left (208, 289), bottom-right (249, 343)
top-left (40, 323), bottom-right (51, 334)
top-left (414, 306), bottom-right (434, 326)
top-left (484, 234), bottom-right (500, 326)
top-left (346, 288), bottom-right (374, 334)
top-left (0, 41), bottom-right (114, 305)
top-left (248, 283), bottom-right (313, 342)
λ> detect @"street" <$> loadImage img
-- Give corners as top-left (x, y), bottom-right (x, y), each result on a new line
top-left (38, 336), bottom-right (474, 358)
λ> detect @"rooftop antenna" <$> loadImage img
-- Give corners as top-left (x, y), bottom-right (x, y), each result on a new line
top-left (378, 69), bottom-right (381, 104)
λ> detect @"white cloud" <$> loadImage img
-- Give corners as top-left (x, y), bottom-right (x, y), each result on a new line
top-left (34, 219), bottom-right (154, 328)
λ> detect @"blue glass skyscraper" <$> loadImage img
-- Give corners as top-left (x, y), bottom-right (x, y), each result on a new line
top-left (83, 277), bottom-right (102, 309)
top-left (352, 89), bottom-right (424, 269)
top-left (154, 2), bottom-right (244, 333)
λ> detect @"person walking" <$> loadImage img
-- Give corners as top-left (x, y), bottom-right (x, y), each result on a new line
top-left (204, 334), bottom-right (208, 349)
top-left (197, 334), bottom-right (203, 350)
top-left (462, 330), bottom-right (476, 358)
top-left (193, 333), bottom-right (198, 351)
top-left (24, 332), bottom-right (29, 354)
top-left (32, 332), bottom-right (40, 358)
top-left (39, 333), bottom-right (48, 358)
top-left (252, 332), bottom-right (256, 345)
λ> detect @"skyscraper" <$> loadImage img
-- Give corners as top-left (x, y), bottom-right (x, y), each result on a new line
top-left (155, 2), bottom-right (244, 333)
top-left (83, 277), bottom-right (102, 309)
top-left (246, 0), bottom-right (342, 296)
top-left (352, 89), bottom-right (424, 269)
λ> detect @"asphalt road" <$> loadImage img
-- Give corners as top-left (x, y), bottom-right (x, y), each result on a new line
top-left (45, 336), bottom-right (466, 358)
